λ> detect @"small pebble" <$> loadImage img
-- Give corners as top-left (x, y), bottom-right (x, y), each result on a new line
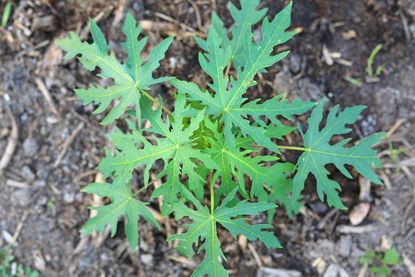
top-left (11, 188), bottom-right (32, 207)
top-left (289, 54), bottom-right (301, 73)
top-left (34, 180), bottom-right (46, 188)
top-left (23, 138), bottom-right (38, 156)
top-left (38, 196), bottom-right (48, 206)
top-left (140, 254), bottom-right (154, 265)
top-left (337, 235), bottom-right (352, 257)
top-left (63, 192), bottom-right (75, 203)
top-left (22, 165), bottom-right (35, 182)
top-left (323, 264), bottom-right (339, 277)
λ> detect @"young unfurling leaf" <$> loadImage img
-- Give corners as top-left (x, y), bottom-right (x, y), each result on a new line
top-left (203, 119), bottom-right (300, 216)
top-left (172, 3), bottom-right (314, 152)
top-left (195, 0), bottom-right (267, 68)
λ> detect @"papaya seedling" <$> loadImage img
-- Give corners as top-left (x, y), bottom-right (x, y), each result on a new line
top-left (57, 1), bottom-right (384, 275)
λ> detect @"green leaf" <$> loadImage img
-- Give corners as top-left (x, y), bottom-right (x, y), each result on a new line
top-left (383, 248), bottom-right (400, 265)
top-left (172, 3), bottom-right (313, 152)
top-left (99, 94), bottom-right (216, 211)
top-left (168, 189), bottom-right (279, 277)
top-left (370, 266), bottom-right (391, 275)
top-left (56, 13), bottom-right (173, 124)
top-left (81, 178), bottom-right (160, 249)
top-left (1, 1), bottom-right (12, 28)
top-left (228, 0), bottom-right (268, 67)
top-left (215, 189), bottom-right (281, 249)
top-left (266, 162), bottom-right (303, 220)
top-left (168, 189), bottom-right (226, 277)
top-left (203, 119), bottom-right (300, 216)
top-left (293, 101), bottom-right (384, 209)
top-left (196, 0), bottom-right (267, 68)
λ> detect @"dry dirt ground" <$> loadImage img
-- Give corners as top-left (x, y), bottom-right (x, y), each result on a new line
top-left (0, 0), bottom-right (414, 276)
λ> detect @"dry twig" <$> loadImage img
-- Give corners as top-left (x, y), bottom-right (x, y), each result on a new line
top-left (403, 254), bottom-right (415, 277)
top-left (247, 243), bottom-right (263, 267)
top-left (34, 77), bottom-right (59, 115)
top-left (167, 255), bottom-right (196, 267)
top-left (336, 224), bottom-right (377, 234)
top-left (11, 210), bottom-right (29, 244)
top-left (0, 105), bottom-right (18, 172)
top-left (54, 122), bottom-right (85, 167)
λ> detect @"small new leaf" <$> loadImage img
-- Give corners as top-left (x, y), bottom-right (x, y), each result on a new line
top-left (203, 119), bottom-right (301, 217)
top-left (293, 101), bottom-right (384, 209)
top-left (57, 13), bottom-right (173, 124)
top-left (173, 3), bottom-right (313, 151)
top-left (81, 178), bottom-right (160, 249)
top-left (196, 0), bottom-right (267, 68)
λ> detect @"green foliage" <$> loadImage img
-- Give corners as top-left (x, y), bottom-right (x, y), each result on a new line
top-left (0, 246), bottom-right (39, 277)
top-left (57, 13), bottom-right (173, 125)
top-left (344, 76), bottom-right (362, 87)
top-left (293, 101), bottom-right (384, 209)
top-left (360, 248), bottom-right (401, 276)
top-left (58, 1), bottom-right (384, 276)
top-left (367, 44), bottom-right (384, 77)
top-left (172, 3), bottom-right (314, 152)
top-left (388, 142), bottom-right (403, 172)
top-left (98, 94), bottom-right (216, 213)
top-left (1, 1), bottom-right (12, 28)
top-left (81, 178), bottom-right (160, 249)
top-left (168, 188), bottom-right (279, 276)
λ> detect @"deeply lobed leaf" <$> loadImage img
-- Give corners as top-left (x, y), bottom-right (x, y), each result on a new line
top-left (99, 95), bottom-right (216, 213)
top-left (81, 178), bottom-right (160, 249)
top-left (203, 119), bottom-right (301, 217)
top-left (172, 3), bottom-right (314, 152)
top-left (168, 189), bottom-right (279, 276)
top-left (293, 101), bottom-right (384, 209)
top-left (57, 13), bottom-right (173, 124)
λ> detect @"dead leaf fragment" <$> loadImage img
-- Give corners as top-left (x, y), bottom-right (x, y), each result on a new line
top-left (349, 202), bottom-right (371, 225)
top-left (342, 30), bottom-right (357, 40)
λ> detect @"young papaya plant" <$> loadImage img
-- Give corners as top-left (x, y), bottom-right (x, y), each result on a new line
top-left (57, 1), bottom-right (384, 276)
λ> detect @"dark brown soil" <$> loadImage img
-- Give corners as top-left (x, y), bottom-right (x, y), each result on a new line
top-left (1, 0), bottom-right (414, 276)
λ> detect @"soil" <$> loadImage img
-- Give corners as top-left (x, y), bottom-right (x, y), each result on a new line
top-left (0, 0), bottom-right (414, 276)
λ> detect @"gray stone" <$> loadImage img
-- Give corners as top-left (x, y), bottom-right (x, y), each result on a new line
top-left (37, 196), bottom-right (48, 205)
top-left (63, 192), bottom-right (75, 203)
top-left (33, 179), bottom-right (46, 188)
top-left (256, 267), bottom-right (302, 277)
top-left (140, 254), bottom-right (154, 265)
top-left (23, 138), bottom-right (38, 156)
top-left (289, 54), bottom-right (301, 73)
top-left (21, 165), bottom-right (35, 182)
top-left (410, 24), bottom-right (415, 38)
top-left (295, 78), bottom-right (324, 101)
top-left (140, 240), bottom-right (150, 252)
top-left (336, 235), bottom-right (352, 257)
top-left (273, 72), bottom-right (291, 93)
top-left (318, 239), bottom-right (336, 253)
top-left (374, 87), bottom-right (401, 128)
top-left (11, 188), bottom-right (32, 207)
top-left (309, 202), bottom-right (328, 214)
top-left (323, 264), bottom-right (339, 277)
top-left (339, 267), bottom-right (351, 277)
